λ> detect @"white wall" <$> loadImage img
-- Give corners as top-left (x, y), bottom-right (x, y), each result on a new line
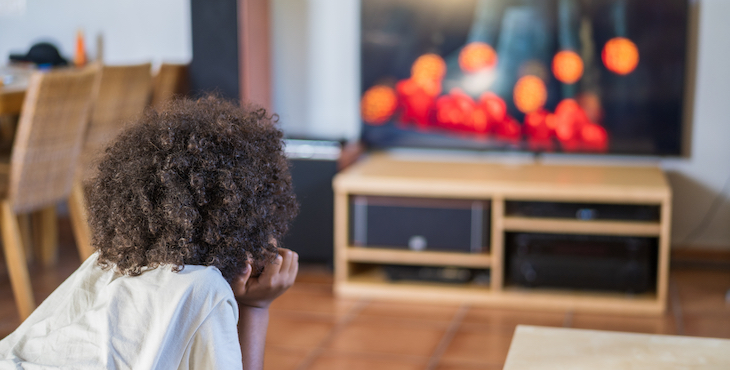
top-left (272, 0), bottom-right (730, 249)
top-left (0, 0), bottom-right (191, 66)
top-left (272, 0), bottom-right (360, 140)
top-left (661, 0), bottom-right (730, 249)
top-left (271, 0), bottom-right (309, 137)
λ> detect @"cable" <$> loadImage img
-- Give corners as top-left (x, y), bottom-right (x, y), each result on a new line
top-left (679, 170), bottom-right (730, 245)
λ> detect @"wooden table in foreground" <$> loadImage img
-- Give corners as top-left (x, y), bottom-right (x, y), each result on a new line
top-left (504, 325), bottom-right (730, 369)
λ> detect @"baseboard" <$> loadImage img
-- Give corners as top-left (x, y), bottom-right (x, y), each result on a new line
top-left (671, 247), bottom-right (730, 269)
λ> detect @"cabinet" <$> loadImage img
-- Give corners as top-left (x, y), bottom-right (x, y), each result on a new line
top-left (332, 152), bottom-right (671, 315)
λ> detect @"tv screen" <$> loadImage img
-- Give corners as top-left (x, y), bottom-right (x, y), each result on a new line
top-left (360, 0), bottom-right (689, 155)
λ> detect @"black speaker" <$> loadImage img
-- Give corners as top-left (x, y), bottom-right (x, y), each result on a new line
top-left (506, 232), bottom-right (657, 293)
top-left (281, 140), bottom-right (341, 264)
top-left (350, 196), bottom-right (490, 253)
top-left (190, 0), bottom-right (240, 100)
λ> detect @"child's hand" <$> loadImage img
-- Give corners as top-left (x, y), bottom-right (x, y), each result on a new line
top-left (232, 248), bottom-right (299, 309)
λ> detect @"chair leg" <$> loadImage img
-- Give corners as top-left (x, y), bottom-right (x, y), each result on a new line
top-left (0, 200), bottom-right (36, 320)
top-left (68, 182), bottom-right (93, 261)
top-left (0, 115), bottom-right (17, 152)
top-left (17, 214), bottom-right (33, 262)
top-left (32, 206), bottom-right (58, 266)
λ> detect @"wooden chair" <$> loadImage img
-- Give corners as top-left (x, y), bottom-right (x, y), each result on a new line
top-left (150, 63), bottom-right (188, 109)
top-left (1, 66), bottom-right (98, 320)
top-left (69, 63), bottom-right (153, 261)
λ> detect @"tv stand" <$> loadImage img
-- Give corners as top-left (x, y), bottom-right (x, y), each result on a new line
top-left (332, 152), bottom-right (671, 315)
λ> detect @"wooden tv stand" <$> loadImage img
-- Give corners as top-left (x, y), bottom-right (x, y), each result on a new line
top-left (332, 152), bottom-right (672, 315)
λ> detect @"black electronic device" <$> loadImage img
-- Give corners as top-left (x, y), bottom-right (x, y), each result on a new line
top-left (281, 139), bottom-right (341, 264)
top-left (383, 264), bottom-right (490, 285)
top-left (505, 201), bottom-right (660, 221)
top-left (350, 196), bottom-right (490, 253)
top-left (190, 0), bottom-right (240, 100)
top-left (506, 232), bottom-right (657, 293)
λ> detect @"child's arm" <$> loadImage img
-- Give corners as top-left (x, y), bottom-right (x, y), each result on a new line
top-left (231, 248), bottom-right (299, 370)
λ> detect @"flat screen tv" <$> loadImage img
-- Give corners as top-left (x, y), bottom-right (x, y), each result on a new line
top-left (360, 0), bottom-right (689, 155)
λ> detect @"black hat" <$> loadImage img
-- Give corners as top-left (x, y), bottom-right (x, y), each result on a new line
top-left (9, 42), bottom-right (68, 66)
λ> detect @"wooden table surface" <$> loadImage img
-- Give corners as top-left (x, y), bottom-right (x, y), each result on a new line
top-left (0, 67), bottom-right (30, 115)
top-left (503, 325), bottom-right (730, 369)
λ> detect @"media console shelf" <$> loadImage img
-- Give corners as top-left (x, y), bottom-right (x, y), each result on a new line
top-left (333, 152), bottom-right (672, 315)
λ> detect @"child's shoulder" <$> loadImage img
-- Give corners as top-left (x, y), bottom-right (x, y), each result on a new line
top-left (84, 255), bottom-right (235, 312)
top-left (105, 263), bottom-right (238, 323)
top-left (139, 263), bottom-right (234, 299)
top-left (172, 264), bottom-right (232, 291)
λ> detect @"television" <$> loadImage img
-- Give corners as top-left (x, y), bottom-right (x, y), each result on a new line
top-left (360, 0), bottom-right (689, 156)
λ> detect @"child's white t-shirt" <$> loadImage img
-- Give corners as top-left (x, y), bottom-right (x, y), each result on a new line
top-left (0, 253), bottom-right (243, 370)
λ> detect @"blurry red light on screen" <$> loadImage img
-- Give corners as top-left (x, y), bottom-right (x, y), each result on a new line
top-left (514, 76), bottom-right (547, 114)
top-left (602, 37), bottom-right (639, 75)
top-left (581, 123), bottom-right (608, 152)
top-left (472, 109), bottom-right (488, 132)
top-left (495, 119), bottom-right (522, 143)
top-left (524, 110), bottom-right (552, 138)
top-left (459, 42), bottom-right (498, 73)
top-left (412, 54), bottom-right (447, 83)
top-left (551, 98), bottom-right (608, 152)
top-left (552, 50), bottom-right (583, 84)
top-left (554, 99), bottom-right (582, 139)
top-left (396, 79), bottom-right (437, 127)
top-left (478, 92), bottom-right (507, 123)
top-left (435, 89), bottom-right (479, 130)
top-left (524, 109), bottom-right (554, 151)
top-left (361, 86), bottom-right (398, 125)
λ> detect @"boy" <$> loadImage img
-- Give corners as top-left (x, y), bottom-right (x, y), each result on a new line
top-left (0, 96), bottom-right (299, 369)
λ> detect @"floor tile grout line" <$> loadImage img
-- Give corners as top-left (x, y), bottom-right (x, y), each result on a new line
top-left (289, 347), bottom-right (431, 363)
top-left (669, 278), bottom-right (684, 335)
top-left (423, 304), bottom-right (469, 370)
top-left (293, 298), bottom-right (370, 370)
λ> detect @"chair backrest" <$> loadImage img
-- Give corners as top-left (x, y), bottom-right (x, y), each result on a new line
top-left (79, 63), bottom-right (153, 179)
top-left (9, 66), bottom-right (99, 213)
top-left (151, 63), bottom-right (188, 109)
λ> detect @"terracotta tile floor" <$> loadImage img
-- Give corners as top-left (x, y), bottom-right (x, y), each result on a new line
top-left (1, 217), bottom-right (730, 369)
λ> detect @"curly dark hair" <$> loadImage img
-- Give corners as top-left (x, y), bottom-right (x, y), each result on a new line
top-left (86, 95), bottom-right (298, 283)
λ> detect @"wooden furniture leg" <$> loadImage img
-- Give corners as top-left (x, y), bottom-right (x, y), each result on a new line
top-left (1, 200), bottom-right (36, 320)
top-left (0, 115), bottom-right (17, 151)
top-left (18, 213), bottom-right (33, 262)
top-left (32, 206), bottom-right (58, 266)
top-left (68, 182), bottom-right (93, 261)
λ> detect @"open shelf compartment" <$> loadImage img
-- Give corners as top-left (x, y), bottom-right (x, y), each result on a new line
top-left (338, 266), bottom-right (662, 315)
top-left (502, 217), bottom-right (661, 236)
top-left (346, 246), bottom-right (492, 268)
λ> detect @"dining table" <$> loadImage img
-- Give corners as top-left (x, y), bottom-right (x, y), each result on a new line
top-left (0, 66), bottom-right (33, 147)
top-left (0, 66), bottom-right (31, 115)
